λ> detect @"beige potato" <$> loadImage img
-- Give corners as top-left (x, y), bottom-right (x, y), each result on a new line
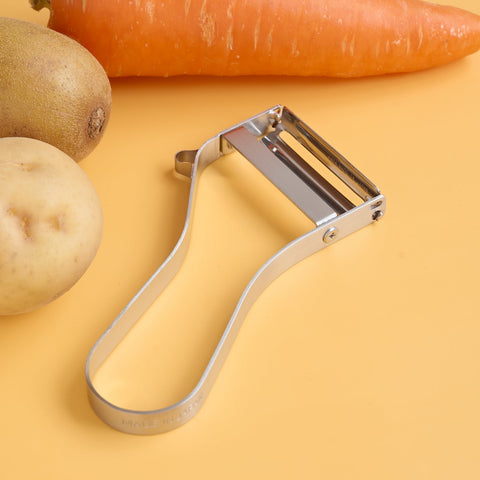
top-left (0, 137), bottom-right (103, 315)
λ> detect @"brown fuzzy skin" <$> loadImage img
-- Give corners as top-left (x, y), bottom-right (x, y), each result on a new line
top-left (0, 17), bottom-right (111, 161)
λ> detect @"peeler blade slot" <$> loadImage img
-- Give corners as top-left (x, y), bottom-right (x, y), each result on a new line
top-left (261, 131), bottom-right (356, 214)
top-left (223, 126), bottom-right (340, 225)
top-left (280, 108), bottom-right (380, 200)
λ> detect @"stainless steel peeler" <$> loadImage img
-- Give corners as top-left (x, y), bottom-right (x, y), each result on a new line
top-left (86, 105), bottom-right (386, 435)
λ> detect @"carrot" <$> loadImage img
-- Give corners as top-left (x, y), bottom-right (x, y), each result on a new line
top-left (30, 0), bottom-right (480, 78)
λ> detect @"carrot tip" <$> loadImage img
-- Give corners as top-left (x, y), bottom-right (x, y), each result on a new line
top-left (29, 0), bottom-right (51, 12)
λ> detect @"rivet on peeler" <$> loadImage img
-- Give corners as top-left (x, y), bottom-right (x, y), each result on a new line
top-left (323, 227), bottom-right (338, 243)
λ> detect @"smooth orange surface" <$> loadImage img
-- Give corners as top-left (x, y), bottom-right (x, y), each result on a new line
top-left (1, 1), bottom-right (480, 479)
top-left (44, 0), bottom-right (480, 77)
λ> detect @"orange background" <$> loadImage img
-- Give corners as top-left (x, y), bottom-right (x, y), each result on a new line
top-left (1, 1), bottom-right (479, 479)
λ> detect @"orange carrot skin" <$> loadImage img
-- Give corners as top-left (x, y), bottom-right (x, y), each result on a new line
top-left (42, 0), bottom-right (480, 77)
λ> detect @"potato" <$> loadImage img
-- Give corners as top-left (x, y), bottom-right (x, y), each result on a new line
top-left (0, 137), bottom-right (103, 315)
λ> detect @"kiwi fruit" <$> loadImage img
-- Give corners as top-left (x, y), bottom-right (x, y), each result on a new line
top-left (0, 17), bottom-right (112, 161)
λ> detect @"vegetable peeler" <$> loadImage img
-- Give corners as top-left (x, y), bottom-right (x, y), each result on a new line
top-left (86, 105), bottom-right (386, 435)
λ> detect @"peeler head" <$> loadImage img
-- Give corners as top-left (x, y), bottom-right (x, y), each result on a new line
top-left (221, 105), bottom-right (384, 227)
